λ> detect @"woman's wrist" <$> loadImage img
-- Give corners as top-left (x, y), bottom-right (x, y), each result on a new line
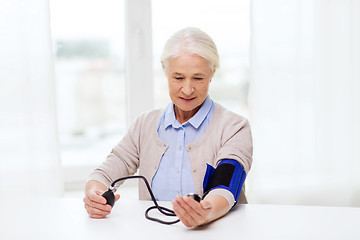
top-left (85, 180), bottom-right (107, 194)
top-left (202, 194), bottom-right (230, 223)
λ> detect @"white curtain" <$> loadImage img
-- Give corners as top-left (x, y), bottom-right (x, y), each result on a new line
top-left (0, 1), bottom-right (62, 196)
top-left (248, 0), bottom-right (360, 207)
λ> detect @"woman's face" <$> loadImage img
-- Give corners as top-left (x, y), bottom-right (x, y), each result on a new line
top-left (166, 53), bottom-right (213, 121)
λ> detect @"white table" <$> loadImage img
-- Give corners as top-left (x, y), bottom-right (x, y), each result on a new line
top-left (1, 197), bottom-right (359, 240)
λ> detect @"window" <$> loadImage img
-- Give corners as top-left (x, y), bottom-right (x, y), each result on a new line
top-left (50, 0), bottom-right (126, 186)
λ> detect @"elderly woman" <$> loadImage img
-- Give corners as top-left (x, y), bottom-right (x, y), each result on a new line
top-left (83, 27), bottom-right (253, 227)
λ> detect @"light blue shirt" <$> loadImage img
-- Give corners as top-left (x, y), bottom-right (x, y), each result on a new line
top-left (151, 96), bottom-right (215, 200)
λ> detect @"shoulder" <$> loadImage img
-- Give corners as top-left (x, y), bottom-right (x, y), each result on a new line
top-left (130, 108), bottom-right (163, 129)
top-left (136, 108), bottom-right (163, 122)
top-left (211, 103), bottom-right (253, 172)
top-left (212, 103), bottom-right (250, 128)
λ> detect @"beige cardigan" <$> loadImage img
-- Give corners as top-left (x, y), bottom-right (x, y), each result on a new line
top-left (88, 103), bottom-right (253, 205)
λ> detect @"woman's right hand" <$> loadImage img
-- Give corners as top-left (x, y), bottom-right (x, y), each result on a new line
top-left (83, 181), bottom-right (120, 218)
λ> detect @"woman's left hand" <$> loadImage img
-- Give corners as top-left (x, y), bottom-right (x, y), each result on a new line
top-left (172, 195), bottom-right (213, 227)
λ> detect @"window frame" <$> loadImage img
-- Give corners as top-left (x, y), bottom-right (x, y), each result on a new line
top-left (63, 0), bottom-right (153, 192)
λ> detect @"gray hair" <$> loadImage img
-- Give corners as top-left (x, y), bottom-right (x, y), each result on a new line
top-left (160, 27), bottom-right (220, 73)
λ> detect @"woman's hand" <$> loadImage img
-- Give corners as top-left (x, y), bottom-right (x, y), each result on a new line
top-left (171, 196), bottom-right (211, 227)
top-left (172, 194), bottom-right (229, 227)
top-left (83, 180), bottom-right (120, 218)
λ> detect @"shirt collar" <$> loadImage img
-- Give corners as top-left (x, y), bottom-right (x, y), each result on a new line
top-left (164, 96), bottom-right (213, 129)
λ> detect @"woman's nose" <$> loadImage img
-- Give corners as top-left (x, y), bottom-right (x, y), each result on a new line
top-left (181, 80), bottom-right (194, 95)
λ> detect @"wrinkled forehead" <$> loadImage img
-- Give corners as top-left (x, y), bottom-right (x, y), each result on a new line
top-left (166, 54), bottom-right (213, 75)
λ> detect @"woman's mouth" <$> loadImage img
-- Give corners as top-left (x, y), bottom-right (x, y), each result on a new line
top-left (180, 97), bottom-right (195, 102)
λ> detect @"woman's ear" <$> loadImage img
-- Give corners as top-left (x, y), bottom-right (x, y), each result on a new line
top-left (209, 72), bottom-right (214, 83)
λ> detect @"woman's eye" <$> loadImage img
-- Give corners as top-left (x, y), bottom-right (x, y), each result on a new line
top-left (175, 77), bottom-right (183, 80)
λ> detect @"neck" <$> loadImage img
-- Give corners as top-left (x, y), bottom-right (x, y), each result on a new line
top-left (174, 105), bottom-right (200, 124)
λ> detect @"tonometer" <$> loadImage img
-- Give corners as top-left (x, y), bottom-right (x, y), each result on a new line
top-left (101, 159), bottom-right (245, 225)
top-left (101, 175), bottom-right (201, 225)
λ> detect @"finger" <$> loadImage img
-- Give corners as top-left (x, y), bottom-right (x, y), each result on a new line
top-left (182, 197), bottom-right (208, 224)
top-left (184, 196), bottom-right (205, 213)
top-left (184, 197), bottom-right (212, 221)
top-left (181, 197), bottom-right (212, 226)
top-left (84, 203), bottom-right (110, 218)
top-left (83, 196), bottom-right (112, 212)
top-left (115, 194), bottom-right (120, 202)
top-left (84, 202), bottom-right (111, 215)
top-left (174, 196), bottom-right (193, 216)
top-left (174, 196), bottom-right (203, 226)
top-left (89, 214), bottom-right (107, 219)
top-left (172, 198), bottom-right (192, 227)
top-left (88, 190), bottom-right (107, 204)
top-left (200, 199), bottom-right (212, 210)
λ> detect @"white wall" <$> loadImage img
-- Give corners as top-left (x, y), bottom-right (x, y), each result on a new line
top-left (248, 0), bottom-right (360, 207)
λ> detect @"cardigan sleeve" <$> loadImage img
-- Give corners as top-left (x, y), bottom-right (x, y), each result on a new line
top-left (215, 113), bottom-right (253, 174)
top-left (87, 115), bottom-right (143, 187)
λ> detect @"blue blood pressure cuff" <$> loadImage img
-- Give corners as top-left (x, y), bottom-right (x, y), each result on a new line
top-left (203, 159), bottom-right (246, 204)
